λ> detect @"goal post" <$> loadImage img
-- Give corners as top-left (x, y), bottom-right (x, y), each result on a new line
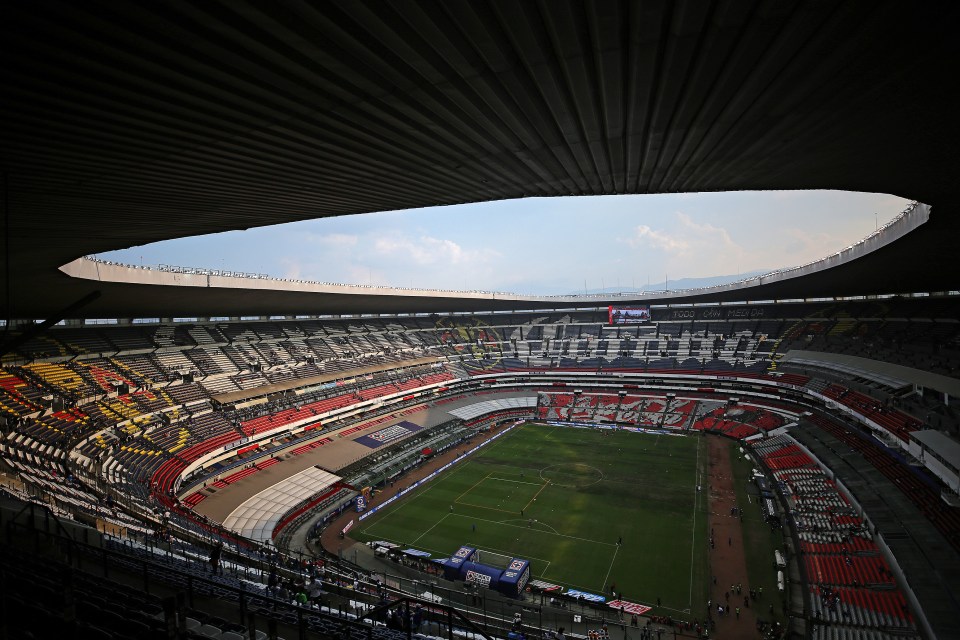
top-left (472, 547), bottom-right (513, 569)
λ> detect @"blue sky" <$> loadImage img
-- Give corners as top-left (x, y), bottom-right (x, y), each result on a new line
top-left (101, 190), bottom-right (910, 295)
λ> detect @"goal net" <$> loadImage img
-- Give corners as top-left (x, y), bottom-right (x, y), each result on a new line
top-left (473, 548), bottom-right (514, 569)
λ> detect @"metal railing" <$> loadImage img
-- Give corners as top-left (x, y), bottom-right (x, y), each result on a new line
top-left (84, 200), bottom-right (924, 301)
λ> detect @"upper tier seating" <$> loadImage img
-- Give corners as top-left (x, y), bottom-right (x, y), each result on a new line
top-left (821, 385), bottom-right (920, 442)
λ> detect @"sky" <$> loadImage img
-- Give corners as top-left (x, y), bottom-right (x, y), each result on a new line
top-left (101, 190), bottom-right (911, 296)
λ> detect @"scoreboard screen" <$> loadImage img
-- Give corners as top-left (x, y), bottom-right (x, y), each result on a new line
top-left (608, 306), bottom-right (651, 325)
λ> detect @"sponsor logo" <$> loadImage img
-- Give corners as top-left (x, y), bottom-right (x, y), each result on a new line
top-left (465, 570), bottom-right (492, 587)
top-left (529, 579), bottom-right (562, 592)
top-left (368, 424), bottom-right (414, 443)
top-left (516, 566), bottom-right (530, 592)
top-left (607, 600), bottom-right (652, 615)
top-left (564, 589), bottom-right (606, 603)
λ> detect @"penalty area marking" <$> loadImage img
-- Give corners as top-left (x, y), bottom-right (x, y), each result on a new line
top-left (454, 472), bottom-right (493, 505)
top-left (488, 476), bottom-right (543, 486)
top-left (521, 480), bottom-right (551, 513)
top-left (465, 542), bottom-right (553, 573)
top-left (449, 512), bottom-right (616, 547)
top-left (500, 518), bottom-right (559, 535)
top-left (455, 474), bottom-right (546, 513)
top-left (411, 512), bottom-right (450, 546)
top-left (455, 501), bottom-right (519, 514)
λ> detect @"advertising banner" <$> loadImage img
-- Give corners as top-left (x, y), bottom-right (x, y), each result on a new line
top-left (462, 562), bottom-right (502, 589)
top-left (564, 589), bottom-right (606, 603)
top-left (607, 600), bottom-right (652, 615)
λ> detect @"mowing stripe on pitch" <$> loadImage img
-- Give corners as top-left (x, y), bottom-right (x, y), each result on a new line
top-left (687, 434), bottom-right (702, 607)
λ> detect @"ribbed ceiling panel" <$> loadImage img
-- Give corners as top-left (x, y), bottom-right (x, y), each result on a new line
top-left (1, 1), bottom-right (958, 318)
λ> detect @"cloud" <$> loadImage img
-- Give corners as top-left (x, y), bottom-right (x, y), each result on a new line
top-left (280, 258), bottom-right (301, 279)
top-left (626, 225), bottom-right (689, 252)
top-left (624, 212), bottom-right (741, 257)
top-left (301, 232), bottom-right (358, 248)
top-left (372, 233), bottom-right (500, 266)
top-left (98, 190), bottom-right (913, 294)
top-left (344, 264), bottom-right (390, 286)
top-left (676, 212), bottom-right (741, 255)
top-left (779, 227), bottom-right (841, 262)
top-left (274, 231), bottom-right (504, 289)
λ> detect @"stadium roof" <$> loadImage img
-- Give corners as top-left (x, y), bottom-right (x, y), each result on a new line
top-left (2, 1), bottom-right (959, 319)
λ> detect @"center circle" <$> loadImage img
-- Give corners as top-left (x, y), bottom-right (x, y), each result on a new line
top-left (539, 462), bottom-right (604, 489)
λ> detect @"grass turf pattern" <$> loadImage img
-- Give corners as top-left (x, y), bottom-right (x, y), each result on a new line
top-left (354, 423), bottom-right (709, 611)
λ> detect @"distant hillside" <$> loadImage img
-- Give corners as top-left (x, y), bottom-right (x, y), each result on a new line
top-left (576, 270), bottom-right (769, 295)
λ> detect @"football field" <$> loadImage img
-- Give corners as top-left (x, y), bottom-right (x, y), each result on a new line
top-left (353, 423), bottom-right (709, 612)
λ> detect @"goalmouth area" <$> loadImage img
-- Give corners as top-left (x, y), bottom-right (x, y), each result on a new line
top-left (352, 422), bottom-right (709, 613)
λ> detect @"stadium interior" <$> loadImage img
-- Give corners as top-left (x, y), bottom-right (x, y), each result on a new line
top-left (2, 3), bottom-right (960, 640)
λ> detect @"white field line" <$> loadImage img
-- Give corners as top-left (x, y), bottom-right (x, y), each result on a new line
top-left (454, 472), bottom-right (492, 505)
top-left (449, 512), bottom-right (617, 547)
top-left (487, 476), bottom-right (543, 486)
top-left (465, 542), bottom-right (553, 568)
top-left (412, 512), bottom-right (450, 545)
top-left (600, 543), bottom-right (620, 594)
top-left (363, 463), bottom-right (470, 533)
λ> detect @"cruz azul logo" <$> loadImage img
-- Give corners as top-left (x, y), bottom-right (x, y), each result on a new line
top-left (465, 570), bottom-right (492, 587)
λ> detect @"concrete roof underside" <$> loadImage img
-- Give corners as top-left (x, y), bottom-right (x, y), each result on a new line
top-left (2, 1), bottom-right (959, 319)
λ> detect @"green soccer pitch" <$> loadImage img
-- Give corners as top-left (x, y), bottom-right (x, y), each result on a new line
top-left (353, 422), bottom-right (710, 612)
